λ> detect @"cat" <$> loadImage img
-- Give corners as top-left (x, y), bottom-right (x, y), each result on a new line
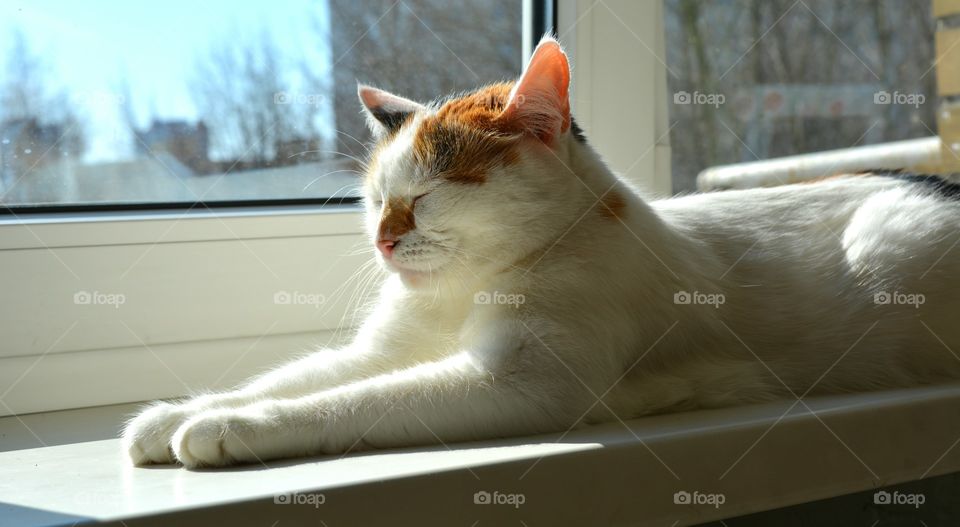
top-left (123, 36), bottom-right (960, 468)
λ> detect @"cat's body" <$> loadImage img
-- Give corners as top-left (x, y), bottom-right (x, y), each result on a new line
top-left (124, 38), bottom-right (960, 468)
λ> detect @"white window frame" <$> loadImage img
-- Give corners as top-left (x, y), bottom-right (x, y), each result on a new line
top-left (0, 0), bottom-right (671, 417)
top-left (560, 0), bottom-right (672, 195)
top-left (0, 206), bottom-right (368, 416)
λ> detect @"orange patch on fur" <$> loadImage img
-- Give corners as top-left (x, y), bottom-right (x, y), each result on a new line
top-left (437, 83), bottom-right (515, 130)
top-left (599, 191), bottom-right (627, 220)
top-left (379, 197), bottom-right (416, 238)
top-left (412, 83), bottom-right (522, 184)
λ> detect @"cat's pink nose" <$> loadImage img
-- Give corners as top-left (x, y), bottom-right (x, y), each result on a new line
top-left (376, 238), bottom-right (397, 258)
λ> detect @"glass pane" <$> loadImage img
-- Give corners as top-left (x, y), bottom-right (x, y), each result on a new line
top-left (0, 0), bottom-right (522, 207)
top-left (663, 0), bottom-right (936, 193)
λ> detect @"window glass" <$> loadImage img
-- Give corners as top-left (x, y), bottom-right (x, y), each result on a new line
top-left (0, 1), bottom-right (522, 207)
top-left (664, 0), bottom-right (935, 192)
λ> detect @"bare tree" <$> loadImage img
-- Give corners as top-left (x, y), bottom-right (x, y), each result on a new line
top-left (664, 0), bottom-right (936, 192)
top-left (327, 0), bottom-right (522, 156)
top-left (0, 29), bottom-right (85, 157)
top-left (191, 31), bottom-right (327, 169)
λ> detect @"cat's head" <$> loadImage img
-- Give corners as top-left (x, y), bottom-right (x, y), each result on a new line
top-left (358, 37), bottom-right (587, 290)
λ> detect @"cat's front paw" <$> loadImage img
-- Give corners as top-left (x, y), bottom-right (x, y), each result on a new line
top-left (122, 402), bottom-right (193, 465)
top-left (172, 409), bottom-right (267, 468)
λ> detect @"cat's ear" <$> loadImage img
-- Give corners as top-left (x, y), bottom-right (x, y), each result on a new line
top-left (358, 85), bottom-right (425, 138)
top-left (498, 36), bottom-right (571, 143)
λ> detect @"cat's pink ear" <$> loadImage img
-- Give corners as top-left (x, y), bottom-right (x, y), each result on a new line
top-left (498, 37), bottom-right (571, 143)
top-left (358, 85), bottom-right (425, 138)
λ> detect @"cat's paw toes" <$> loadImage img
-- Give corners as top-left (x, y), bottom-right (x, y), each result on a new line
top-left (122, 402), bottom-right (191, 465)
top-left (172, 411), bottom-right (262, 468)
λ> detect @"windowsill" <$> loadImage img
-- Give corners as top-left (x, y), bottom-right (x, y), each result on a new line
top-left (3, 384), bottom-right (960, 526)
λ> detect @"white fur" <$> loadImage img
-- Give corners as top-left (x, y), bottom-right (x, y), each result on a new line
top-left (124, 45), bottom-right (960, 469)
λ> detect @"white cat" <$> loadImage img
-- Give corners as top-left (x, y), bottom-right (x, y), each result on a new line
top-left (124, 37), bottom-right (960, 468)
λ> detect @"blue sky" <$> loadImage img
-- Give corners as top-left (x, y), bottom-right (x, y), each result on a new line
top-left (0, 0), bottom-right (327, 161)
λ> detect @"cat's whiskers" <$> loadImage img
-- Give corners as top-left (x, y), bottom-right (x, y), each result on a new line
top-left (330, 260), bottom-right (382, 344)
top-left (317, 259), bottom-right (371, 324)
top-left (343, 245), bottom-right (377, 257)
top-left (313, 239), bottom-right (372, 316)
top-left (446, 254), bottom-right (477, 298)
top-left (446, 251), bottom-right (478, 283)
top-left (302, 170), bottom-right (363, 193)
top-left (300, 150), bottom-right (371, 172)
top-left (429, 261), bottom-right (442, 306)
top-left (318, 183), bottom-right (365, 207)
top-left (346, 259), bottom-right (384, 321)
top-left (437, 242), bottom-right (531, 276)
top-left (333, 129), bottom-right (374, 156)
top-left (412, 213), bottom-right (533, 277)
top-left (321, 256), bottom-right (382, 339)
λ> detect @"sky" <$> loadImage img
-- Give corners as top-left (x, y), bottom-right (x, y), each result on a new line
top-left (0, 0), bottom-right (328, 161)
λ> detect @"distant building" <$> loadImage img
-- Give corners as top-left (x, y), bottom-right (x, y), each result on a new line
top-left (134, 120), bottom-right (209, 174)
top-left (0, 118), bottom-right (78, 194)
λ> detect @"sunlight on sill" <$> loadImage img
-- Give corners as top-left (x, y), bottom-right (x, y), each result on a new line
top-left (3, 384), bottom-right (960, 526)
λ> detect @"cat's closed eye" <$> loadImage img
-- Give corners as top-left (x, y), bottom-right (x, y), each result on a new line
top-left (367, 193), bottom-right (429, 210)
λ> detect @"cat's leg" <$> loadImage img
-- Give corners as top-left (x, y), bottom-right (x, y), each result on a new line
top-left (124, 345), bottom-right (400, 465)
top-left (170, 328), bottom-right (590, 467)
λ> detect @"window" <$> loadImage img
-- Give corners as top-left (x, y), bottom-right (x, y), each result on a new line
top-left (663, 0), bottom-right (936, 193)
top-left (0, 1), bottom-right (539, 416)
top-left (0, 1), bottom-right (523, 209)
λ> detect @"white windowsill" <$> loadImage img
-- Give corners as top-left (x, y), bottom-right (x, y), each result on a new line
top-left (3, 384), bottom-right (960, 526)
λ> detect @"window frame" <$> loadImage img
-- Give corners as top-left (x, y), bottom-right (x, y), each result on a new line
top-left (559, 0), bottom-right (672, 195)
top-left (0, 197), bottom-right (360, 216)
